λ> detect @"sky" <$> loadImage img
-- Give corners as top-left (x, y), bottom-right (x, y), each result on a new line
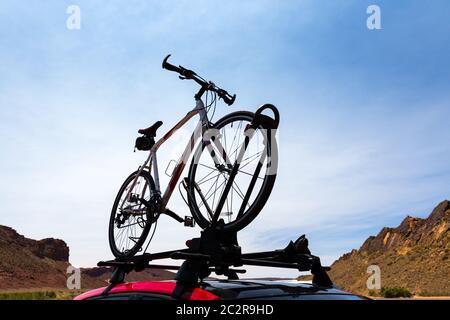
top-left (0, 1), bottom-right (449, 278)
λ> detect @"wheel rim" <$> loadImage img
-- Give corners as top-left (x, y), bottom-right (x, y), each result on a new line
top-left (111, 174), bottom-right (154, 255)
top-left (189, 113), bottom-right (275, 229)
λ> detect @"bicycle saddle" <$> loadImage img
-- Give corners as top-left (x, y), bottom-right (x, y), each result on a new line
top-left (138, 121), bottom-right (163, 137)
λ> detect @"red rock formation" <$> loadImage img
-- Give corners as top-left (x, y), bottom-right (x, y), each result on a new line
top-left (0, 225), bottom-right (174, 290)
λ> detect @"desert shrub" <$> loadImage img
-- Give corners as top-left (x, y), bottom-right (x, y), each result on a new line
top-left (417, 290), bottom-right (450, 297)
top-left (45, 291), bottom-right (57, 299)
top-left (418, 290), bottom-right (433, 297)
top-left (55, 290), bottom-right (84, 300)
top-left (380, 287), bottom-right (412, 298)
top-left (368, 290), bottom-right (379, 297)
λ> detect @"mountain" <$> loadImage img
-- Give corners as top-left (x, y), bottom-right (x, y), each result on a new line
top-left (79, 266), bottom-right (175, 289)
top-left (0, 225), bottom-right (174, 290)
top-left (329, 200), bottom-right (450, 295)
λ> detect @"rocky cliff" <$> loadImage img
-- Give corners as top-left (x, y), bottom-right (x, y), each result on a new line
top-left (0, 226), bottom-right (70, 290)
top-left (0, 225), bottom-right (174, 290)
top-left (329, 200), bottom-right (450, 295)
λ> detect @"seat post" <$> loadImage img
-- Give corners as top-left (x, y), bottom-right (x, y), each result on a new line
top-left (152, 150), bottom-right (161, 193)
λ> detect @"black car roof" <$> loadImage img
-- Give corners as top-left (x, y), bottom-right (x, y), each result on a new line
top-left (198, 279), bottom-right (360, 300)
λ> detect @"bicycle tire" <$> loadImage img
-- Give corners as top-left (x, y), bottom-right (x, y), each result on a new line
top-left (187, 111), bottom-right (278, 233)
top-left (108, 170), bottom-right (156, 258)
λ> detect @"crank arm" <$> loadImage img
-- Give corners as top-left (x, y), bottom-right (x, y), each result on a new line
top-left (163, 208), bottom-right (185, 223)
top-left (121, 208), bottom-right (147, 216)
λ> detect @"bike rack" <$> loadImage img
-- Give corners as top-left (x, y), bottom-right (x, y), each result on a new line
top-left (252, 104), bottom-right (280, 129)
top-left (99, 103), bottom-right (333, 297)
top-left (98, 224), bottom-right (333, 297)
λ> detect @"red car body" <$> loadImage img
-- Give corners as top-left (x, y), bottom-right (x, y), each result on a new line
top-left (74, 279), bottom-right (367, 300)
top-left (74, 281), bottom-right (219, 300)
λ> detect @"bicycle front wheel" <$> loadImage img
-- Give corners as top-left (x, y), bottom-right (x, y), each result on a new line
top-left (187, 111), bottom-right (278, 232)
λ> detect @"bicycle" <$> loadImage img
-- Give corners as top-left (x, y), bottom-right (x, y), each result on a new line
top-left (109, 55), bottom-right (279, 258)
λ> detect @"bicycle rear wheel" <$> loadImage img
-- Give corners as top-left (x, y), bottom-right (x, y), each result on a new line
top-left (187, 111), bottom-right (278, 232)
top-left (108, 170), bottom-right (156, 258)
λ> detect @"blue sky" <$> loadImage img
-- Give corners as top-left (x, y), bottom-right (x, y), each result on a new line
top-left (0, 1), bottom-right (449, 277)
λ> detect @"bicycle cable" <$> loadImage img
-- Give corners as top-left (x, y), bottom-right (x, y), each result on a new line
top-left (142, 218), bottom-right (158, 254)
top-left (205, 89), bottom-right (218, 122)
top-left (178, 180), bottom-right (189, 207)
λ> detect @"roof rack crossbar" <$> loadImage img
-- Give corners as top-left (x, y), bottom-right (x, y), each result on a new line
top-left (98, 229), bottom-right (333, 294)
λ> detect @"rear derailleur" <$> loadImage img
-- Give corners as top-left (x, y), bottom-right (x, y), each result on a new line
top-left (115, 194), bottom-right (161, 228)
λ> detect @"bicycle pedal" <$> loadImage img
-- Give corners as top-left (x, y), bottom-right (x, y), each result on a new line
top-left (184, 216), bottom-right (195, 227)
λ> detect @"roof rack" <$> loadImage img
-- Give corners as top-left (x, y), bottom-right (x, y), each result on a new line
top-left (98, 225), bottom-right (333, 297)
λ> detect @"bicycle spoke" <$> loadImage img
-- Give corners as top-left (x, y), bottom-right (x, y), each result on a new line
top-left (197, 165), bottom-right (219, 184)
top-left (228, 129), bottom-right (263, 163)
top-left (199, 179), bottom-right (227, 209)
top-left (214, 173), bottom-right (230, 215)
top-left (199, 163), bottom-right (219, 171)
top-left (129, 236), bottom-right (140, 244)
top-left (115, 223), bottom-right (126, 241)
top-left (129, 217), bottom-right (135, 247)
top-left (121, 224), bottom-right (129, 251)
top-left (197, 164), bottom-right (224, 185)
top-left (228, 139), bottom-right (244, 162)
top-left (211, 174), bottom-right (221, 211)
top-left (240, 150), bottom-right (263, 166)
top-left (237, 169), bottom-right (264, 180)
top-left (198, 172), bottom-right (222, 186)
top-left (228, 121), bottom-right (242, 162)
top-left (202, 174), bottom-right (221, 201)
top-left (198, 165), bottom-right (249, 215)
top-left (231, 182), bottom-right (246, 201)
top-left (239, 151), bottom-right (265, 172)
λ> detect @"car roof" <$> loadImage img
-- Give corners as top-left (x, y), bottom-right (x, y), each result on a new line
top-left (75, 279), bottom-right (365, 300)
top-left (198, 279), bottom-right (359, 299)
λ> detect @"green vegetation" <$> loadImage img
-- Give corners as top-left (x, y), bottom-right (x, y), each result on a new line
top-left (380, 287), bottom-right (412, 298)
top-left (0, 291), bottom-right (57, 300)
top-left (0, 290), bottom-right (84, 300)
top-left (368, 290), bottom-right (378, 297)
top-left (417, 290), bottom-right (450, 297)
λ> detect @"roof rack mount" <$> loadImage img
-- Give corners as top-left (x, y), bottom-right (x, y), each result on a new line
top-left (98, 225), bottom-right (333, 295)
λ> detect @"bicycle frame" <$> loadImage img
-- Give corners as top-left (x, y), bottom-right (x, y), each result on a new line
top-left (123, 98), bottom-right (263, 225)
top-left (124, 99), bottom-right (232, 215)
